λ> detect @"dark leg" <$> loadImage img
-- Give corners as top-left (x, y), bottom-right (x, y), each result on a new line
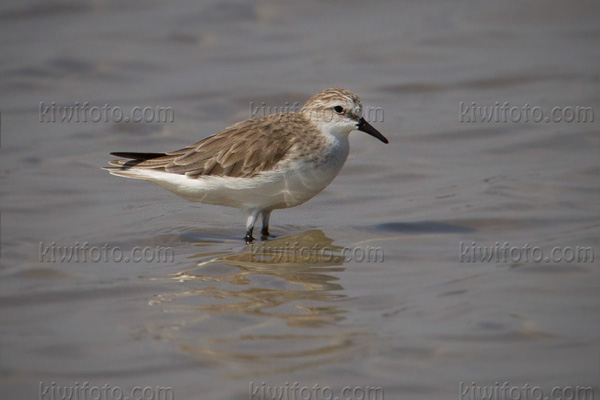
top-left (260, 210), bottom-right (272, 239)
top-left (245, 227), bottom-right (254, 244)
top-left (245, 209), bottom-right (260, 244)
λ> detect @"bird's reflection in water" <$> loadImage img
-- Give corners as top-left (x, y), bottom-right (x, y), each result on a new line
top-left (151, 230), bottom-right (368, 377)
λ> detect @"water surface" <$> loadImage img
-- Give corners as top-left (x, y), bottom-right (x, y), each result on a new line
top-left (1, 1), bottom-right (599, 399)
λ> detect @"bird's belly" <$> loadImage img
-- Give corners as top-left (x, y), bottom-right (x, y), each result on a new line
top-left (152, 139), bottom-right (349, 211)
top-left (267, 159), bottom-right (344, 209)
top-left (262, 139), bottom-right (350, 209)
top-left (201, 159), bottom-right (343, 210)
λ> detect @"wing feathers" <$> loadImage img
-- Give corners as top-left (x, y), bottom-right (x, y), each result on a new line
top-left (107, 113), bottom-right (322, 179)
top-left (110, 152), bottom-right (166, 160)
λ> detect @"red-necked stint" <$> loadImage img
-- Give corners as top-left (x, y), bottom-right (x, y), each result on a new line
top-left (104, 88), bottom-right (388, 243)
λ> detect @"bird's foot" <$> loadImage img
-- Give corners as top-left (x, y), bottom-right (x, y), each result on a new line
top-left (260, 228), bottom-right (270, 241)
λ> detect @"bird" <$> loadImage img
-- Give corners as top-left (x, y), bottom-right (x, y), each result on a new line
top-left (104, 88), bottom-right (388, 243)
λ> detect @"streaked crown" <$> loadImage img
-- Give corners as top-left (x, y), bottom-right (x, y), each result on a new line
top-left (301, 88), bottom-right (364, 134)
top-left (299, 88), bottom-right (388, 143)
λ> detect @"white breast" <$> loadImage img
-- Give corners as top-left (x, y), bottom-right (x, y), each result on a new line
top-left (118, 135), bottom-right (350, 212)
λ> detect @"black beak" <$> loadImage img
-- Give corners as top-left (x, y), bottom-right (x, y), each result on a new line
top-left (356, 118), bottom-right (388, 144)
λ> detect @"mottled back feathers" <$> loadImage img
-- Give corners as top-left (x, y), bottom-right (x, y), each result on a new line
top-left (107, 113), bottom-right (325, 179)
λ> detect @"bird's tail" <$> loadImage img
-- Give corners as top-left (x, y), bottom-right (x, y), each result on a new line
top-left (102, 152), bottom-right (168, 180)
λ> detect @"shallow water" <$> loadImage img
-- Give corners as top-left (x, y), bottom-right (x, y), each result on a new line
top-left (1, 1), bottom-right (599, 399)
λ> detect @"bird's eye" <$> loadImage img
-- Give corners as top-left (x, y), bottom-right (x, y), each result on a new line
top-left (333, 106), bottom-right (344, 114)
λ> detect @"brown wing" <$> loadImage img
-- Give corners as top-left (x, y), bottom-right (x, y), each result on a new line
top-left (107, 113), bottom-right (318, 179)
